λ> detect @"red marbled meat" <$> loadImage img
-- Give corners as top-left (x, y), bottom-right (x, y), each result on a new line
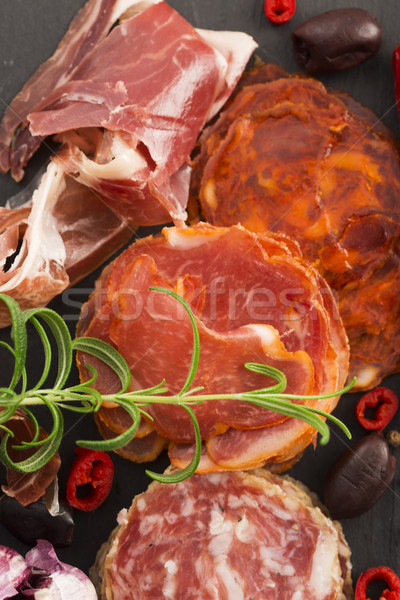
top-left (77, 223), bottom-right (349, 471)
top-left (0, 0), bottom-right (256, 226)
top-left (96, 469), bottom-right (353, 599)
top-left (0, 0), bottom-right (120, 181)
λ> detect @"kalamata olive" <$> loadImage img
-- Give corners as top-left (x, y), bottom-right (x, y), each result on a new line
top-left (292, 8), bottom-right (383, 74)
top-left (324, 434), bottom-right (396, 519)
top-left (0, 495), bottom-right (74, 547)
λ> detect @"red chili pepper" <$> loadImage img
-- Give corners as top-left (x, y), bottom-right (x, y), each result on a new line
top-left (355, 566), bottom-right (400, 600)
top-left (264, 0), bottom-right (295, 24)
top-left (393, 44), bottom-right (400, 124)
top-left (355, 387), bottom-right (398, 433)
top-left (66, 447), bottom-right (114, 511)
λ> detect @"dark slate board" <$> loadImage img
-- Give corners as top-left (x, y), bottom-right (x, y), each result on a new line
top-left (0, 0), bottom-right (399, 588)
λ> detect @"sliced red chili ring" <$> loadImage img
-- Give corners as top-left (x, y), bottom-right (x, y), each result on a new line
top-left (264, 0), bottom-right (296, 24)
top-left (393, 44), bottom-right (400, 125)
top-left (66, 447), bottom-right (114, 512)
top-left (355, 566), bottom-right (400, 600)
top-left (355, 387), bottom-right (398, 433)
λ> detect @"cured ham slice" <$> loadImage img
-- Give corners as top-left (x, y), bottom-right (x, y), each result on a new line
top-left (0, 0), bottom-right (156, 181)
top-left (0, 0), bottom-right (121, 181)
top-left (93, 469), bottom-right (353, 599)
top-left (0, 163), bottom-right (69, 326)
top-left (0, 0), bottom-right (256, 227)
top-left (77, 223), bottom-right (349, 470)
top-left (190, 62), bottom-right (400, 390)
top-left (51, 172), bottom-right (133, 287)
top-left (0, 161), bottom-right (132, 328)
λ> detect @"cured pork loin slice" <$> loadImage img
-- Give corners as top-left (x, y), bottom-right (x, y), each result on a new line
top-left (93, 469), bottom-right (353, 599)
top-left (0, 0), bottom-right (256, 227)
top-left (190, 62), bottom-right (400, 391)
top-left (0, 162), bottom-right (132, 328)
top-left (77, 223), bottom-right (349, 471)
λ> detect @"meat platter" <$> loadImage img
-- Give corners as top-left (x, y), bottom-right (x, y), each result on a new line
top-left (0, 0), bottom-right (399, 590)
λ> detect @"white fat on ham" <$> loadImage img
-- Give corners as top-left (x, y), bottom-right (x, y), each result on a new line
top-left (66, 134), bottom-right (148, 181)
top-left (0, 163), bottom-right (67, 293)
top-left (197, 29), bottom-right (258, 121)
top-left (0, 163), bottom-right (69, 328)
top-left (113, 0), bottom-right (161, 23)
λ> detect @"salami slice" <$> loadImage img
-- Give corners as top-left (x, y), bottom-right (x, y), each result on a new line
top-left (77, 223), bottom-right (349, 470)
top-left (94, 469), bottom-right (353, 599)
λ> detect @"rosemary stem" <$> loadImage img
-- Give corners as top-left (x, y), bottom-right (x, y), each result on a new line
top-left (0, 290), bottom-right (353, 482)
top-left (16, 387), bottom-right (353, 408)
top-left (17, 392), bottom-right (241, 406)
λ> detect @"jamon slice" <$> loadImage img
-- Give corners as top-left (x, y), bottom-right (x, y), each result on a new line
top-left (0, 0), bottom-right (124, 181)
top-left (54, 138), bottom-right (192, 227)
top-left (77, 223), bottom-right (349, 470)
top-left (51, 174), bottom-right (133, 287)
top-left (93, 469), bottom-right (353, 599)
top-left (0, 0), bottom-right (256, 226)
top-left (0, 162), bottom-right (132, 327)
top-left (190, 63), bottom-right (400, 390)
top-left (0, 163), bottom-right (69, 326)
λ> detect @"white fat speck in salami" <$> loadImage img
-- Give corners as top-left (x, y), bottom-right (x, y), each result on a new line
top-left (95, 469), bottom-right (352, 599)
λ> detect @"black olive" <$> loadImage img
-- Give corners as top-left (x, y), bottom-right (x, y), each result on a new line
top-left (292, 8), bottom-right (383, 74)
top-left (324, 434), bottom-right (396, 519)
top-left (0, 495), bottom-right (74, 547)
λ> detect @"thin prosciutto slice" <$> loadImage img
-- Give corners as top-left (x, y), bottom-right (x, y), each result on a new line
top-left (0, 0), bottom-right (256, 227)
top-left (95, 470), bottom-right (353, 599)
top-left (0, 0), bottom-right (123, 181)
top-left (0, 162), bottom-right (132, 328)
top-left (77, 223), bottom-right (349, 471)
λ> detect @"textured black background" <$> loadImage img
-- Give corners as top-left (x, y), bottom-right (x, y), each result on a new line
top-left (0, 0), bottom-right (399, 587)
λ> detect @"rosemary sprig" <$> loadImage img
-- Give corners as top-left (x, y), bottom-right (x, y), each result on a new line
top-left (0, 289), bottom-right (354, 484)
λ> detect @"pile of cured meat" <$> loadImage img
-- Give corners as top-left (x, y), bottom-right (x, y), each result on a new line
top-left (77, 223), bottom-right (349, 472)
top-left (93, 469), bottom-right (353, 599)
top-left (0, 0), bottom-right (256, 326)
top-left (0, 2), bottom-right (365, 595)
top-left (0, 0), bottom-right (354, 478)
top-left (190, 62), bottom-right (400, 391)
